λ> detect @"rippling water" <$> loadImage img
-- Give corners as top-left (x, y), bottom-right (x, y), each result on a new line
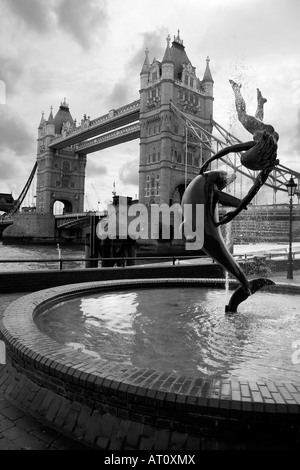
top-left (0, 241), bottom-right (85, 271)
top-left (35, 287), bottom-right (300, 383)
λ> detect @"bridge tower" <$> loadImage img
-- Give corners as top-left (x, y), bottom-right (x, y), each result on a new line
top-left (36, 99), bottom-right (86, 214)
top-left (139, 31), bottom-right (214, 205)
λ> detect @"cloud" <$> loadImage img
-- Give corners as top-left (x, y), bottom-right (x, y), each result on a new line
top-left (86, 160), bottom-right (108, 176)
top-left (0, 154), bottom-right (19, 182)
top-left (55, 0), bottom-right (109, 49)
top-left (0, 57), bottom-right (24, 98)
top-left (0, 104), bottom-right (35, 156)
top-left (129, 27), bottom-right (169, 70)
top-left (118, 157), bottom-right (139, 186)
top-left (104, 81), bottom-right (133, 109)
top-left (103, 27), bottom-right (169, 109)
top-left (287, 108), bottom-right (300, 157)
top-left (4, 0), bottom-right (54, 32)
top-left (199, 0), bottom-right (300, 63)
top-left (3, 0), bottom-right (109, 49)
top-left (0, 147), bottom-right (34, 197)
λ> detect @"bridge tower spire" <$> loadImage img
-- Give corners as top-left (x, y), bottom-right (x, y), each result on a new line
top-left (138, 31), bottom-right (214, 205)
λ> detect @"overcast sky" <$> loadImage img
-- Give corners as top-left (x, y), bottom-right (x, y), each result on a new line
top-left (0, 0), bottom-right (299, 210)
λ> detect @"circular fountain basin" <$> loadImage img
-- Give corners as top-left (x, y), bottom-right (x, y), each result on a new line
top-left (1, 278), bottom-right (300, 450)
top-left (36, 285), bottom-right (300, 383)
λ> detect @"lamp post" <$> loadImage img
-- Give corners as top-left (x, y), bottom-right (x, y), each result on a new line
top-left (286, 176), bottom-right (297, 279)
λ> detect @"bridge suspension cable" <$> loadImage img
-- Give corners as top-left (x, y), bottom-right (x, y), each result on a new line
top-left (12, 162), bottom-right (37, 214)
top-left (170, 101), bottom-right (300, 202)
top-left (0, 162), bottom-right (37, 221)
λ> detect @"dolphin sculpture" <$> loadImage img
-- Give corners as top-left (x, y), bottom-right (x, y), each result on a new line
top-left (181, 170), bottom-right (275, 313)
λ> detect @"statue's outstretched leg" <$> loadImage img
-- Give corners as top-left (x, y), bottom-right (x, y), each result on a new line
top-left (255, 88), bottom-right (267, 121)
top-left (229, 79), bottom-right (246, 118)
top-left (229, 79), bottom-right (259, 136)
top-left (229, 79), bottom-right (277, 141)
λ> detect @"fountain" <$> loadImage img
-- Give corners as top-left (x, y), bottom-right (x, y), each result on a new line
top-left (1, 81), bottom-right (299, 450)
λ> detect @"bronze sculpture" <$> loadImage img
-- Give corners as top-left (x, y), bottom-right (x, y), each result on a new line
top-left (181, 80), bottom-right (279, 312)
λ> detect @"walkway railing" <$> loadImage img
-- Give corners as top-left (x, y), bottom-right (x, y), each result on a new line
top-left (0, 252), bottom-right (299, 270)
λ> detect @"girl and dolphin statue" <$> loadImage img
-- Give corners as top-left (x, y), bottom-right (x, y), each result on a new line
top-left (181, 80), bottom-right (279, 313)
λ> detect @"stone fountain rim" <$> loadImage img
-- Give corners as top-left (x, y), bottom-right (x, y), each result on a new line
top-left (1, 278), bottom-right (300, 419)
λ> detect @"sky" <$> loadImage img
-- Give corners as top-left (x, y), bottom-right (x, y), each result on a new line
top-left (0, 0), bottom-right (300, 211)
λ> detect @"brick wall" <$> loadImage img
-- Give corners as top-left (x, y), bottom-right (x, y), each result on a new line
top-left (0, 263), bottom-right (225, 293)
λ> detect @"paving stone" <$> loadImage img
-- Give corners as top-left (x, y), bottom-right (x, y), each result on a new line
top-left (185, 434), bottom-right (201, 450)
top-left (29, 424), bottom-right (61, 444)
top-left (15, 414), bottom-right (42, 432)
top-left (62, 407), bottom-right (80, 433)
top-left (0, 398), bottom-right (11, 411)
top-left (45, 397), bottom-right (62, 423)
top-left (0, 405), bottom-right (25, 420)
top-left (107, 420), bottom-right (129, 450)
top-left (95, 435), bottom-right (110, 450)
top-left (50, 436), bottom-right (90, 451)
top-left (124, 421), bottom-right (143, 448)
top-left (2, 425), bottom-right (28, 441)
top-left (0, 417), bottom-right (15, 433)
top-left (83, 411), bottom-right (103, 444)
top-left (139, 435), bottom-right (154, 450)
top-left (12, 432), bottom-right (47, 450)
top-left (0, 437), bottom-right (20, 450)
top-left (53, 400), bottom-right (73, 427)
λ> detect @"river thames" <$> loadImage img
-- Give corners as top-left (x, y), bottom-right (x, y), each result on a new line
top-left (0, 242), bottom-right (86, 271)
top-left (1, 240), bottom-right (300, 272)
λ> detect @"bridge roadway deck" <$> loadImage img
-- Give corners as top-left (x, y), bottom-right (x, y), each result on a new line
top-left (75, 123), bottom-right (140, 154)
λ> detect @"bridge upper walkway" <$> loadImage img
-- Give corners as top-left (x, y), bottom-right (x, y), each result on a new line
top-left (48, 100), bottom-right (140, 150)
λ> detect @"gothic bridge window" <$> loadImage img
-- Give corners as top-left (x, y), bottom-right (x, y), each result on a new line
top-left (146, 175), bottom-right (150, 196)
top-left (148, 124), bottom-right (161, 136)
top-left (147, 87), bottom-right (160, 106)
top-left (156, 174), bottom-right (160, 195)
top-left (62, 176), bottom-right (70, 188)
top-left (145, 173), bottom-right (160, 197)
top-left (62, 161), bottom-right (71, 173)
top-left (148, 88), bottom-right (157, 99)
top-left (147, 147), bottom-right (161, 163)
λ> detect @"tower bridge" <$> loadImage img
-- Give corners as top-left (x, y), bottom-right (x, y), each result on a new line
top-left (1, 30), bottom-right (300, 245)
